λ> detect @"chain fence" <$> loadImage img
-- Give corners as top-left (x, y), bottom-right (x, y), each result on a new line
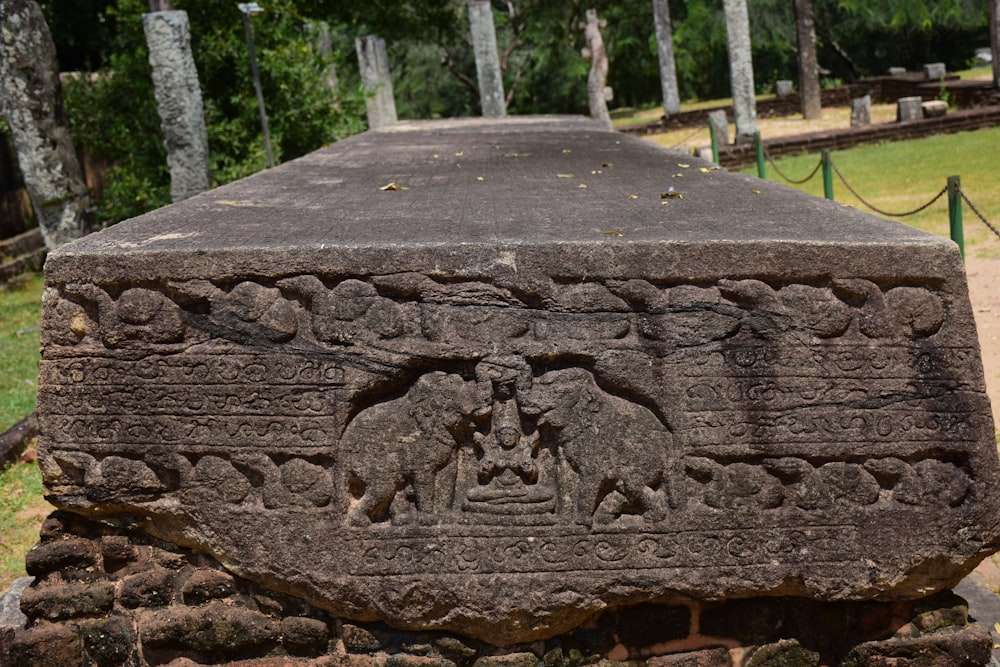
top-left (749, 132), bottom-right (998, 251)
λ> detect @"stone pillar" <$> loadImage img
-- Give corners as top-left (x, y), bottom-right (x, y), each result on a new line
top-left (793, 0), bottom-right (821, 119)
top-left (923, 62), bottom-right (946, 80)
top-left (708, 109), bottom-right (730, 146)
top-left (581, 9), bottom-right (613, 130)
top-left (355, 35), bottom-right (397, 130)
top-left (467, 0), bottom-right (506, 118)
top-left (652, 0), bottom-right (680, 116)
top-left (143, 10), bottom-right (210, 203)
top-left (775, 80), bottom-right (794, 98)
top-left (0, 0), bottom-right (89, 250)
top-left (992, 0), bottom-right (1000, 90)
top-left (897, 96), bottom-right (923, 122)
top-left (850, 95), bottom-right (871, 127)
top-left (721, 0), bottom-right (757, 143)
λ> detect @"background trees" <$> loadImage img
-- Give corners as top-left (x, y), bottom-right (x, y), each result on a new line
top-left (31, 0), bottom-right (994, 226)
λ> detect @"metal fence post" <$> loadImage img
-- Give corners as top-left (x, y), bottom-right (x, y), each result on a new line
top-left (710, 120), bottom-right (719, 165)
top-left (821, 150), bottom-right (834, 201)
top-left (947, 175), bottom-right (964, 261)
top-left (754, 131), bottom-right (766, 179)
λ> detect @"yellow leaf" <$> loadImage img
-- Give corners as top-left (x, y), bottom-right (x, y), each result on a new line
top-left (380, 182), bottom-right (409, 191)
top-left (661, 187), bottom-right (683, 199)
top-left (562, 149), bottom-right (572, 154)
top-left (454, 151), bottom-right (464, 157)
top-left (433, 154), bottom-right (440, 159)
top-left (602, 162), bottom-right (614, 168)
top-left (628, 194), bottom-right (638, 199)
top-left (591, 169), bottom-right (603, 175)
top-left (752, 189), bottom-right (762, 195)
top-left (578, 183), bottom-right (588, 189)
top-left (476, 176), bottom-right (485, 181)
top-left (677, 163), bottom-right (690, 168)
top-left (600, 230), bottom-right (623, 236)
top-left (557, 173), bottom-right (574, 178)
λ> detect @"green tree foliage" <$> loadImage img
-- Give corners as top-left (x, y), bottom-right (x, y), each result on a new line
top-left (45, 0), bottom-right (364, 226)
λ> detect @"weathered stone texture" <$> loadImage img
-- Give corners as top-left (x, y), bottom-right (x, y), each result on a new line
top-left (30, 117), bottom-right (1000, 655)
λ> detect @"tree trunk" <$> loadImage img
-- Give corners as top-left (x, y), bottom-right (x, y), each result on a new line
top-left (468, 0), bottom-right (506, 118)
top-left (0, 0), bottom-right (89, 250)
top-left (721, 0), bottom-right (757, 143)
top-left (652, 0), bottom-right (680, 116)
top-left (794, 0), bottom-right (821, 119)
top-left (581, 9), bottom-right (612, 130)
top-left (991, 0), bottom-right (1000, 90)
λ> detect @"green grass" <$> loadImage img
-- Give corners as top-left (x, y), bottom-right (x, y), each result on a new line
top-left (0, 271), bottom-right (48, 589)
top-left (0, 459), bottom-right (46, 591)
top-left (741, 127), bottom-right (1000, 257)
top-left (0, 272), bottom-right (44, 433)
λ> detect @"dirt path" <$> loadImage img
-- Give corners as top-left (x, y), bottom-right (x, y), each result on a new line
top-left (965, 256), bottom-right (1000, 428)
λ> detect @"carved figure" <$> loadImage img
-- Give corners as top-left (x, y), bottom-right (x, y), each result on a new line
top-left (833, 280), bottom-right (945, 339)
top-left (522, 368), bottom-right (674, 524)
top-left (278, 275), bottom-right (404, 344)
top-left (168, 279), bottom-right (297, 343)
top-left (341, 372), bottom-right (480, 526)
top-left (63, 284), bottom-right (185, 347)
top-left (686, 458), bottom-right (783, 510)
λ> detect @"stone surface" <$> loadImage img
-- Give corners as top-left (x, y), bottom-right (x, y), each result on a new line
top-left (898, 96), bottom-right (924, 121)
top-left (0, 577), bottom-right (33, 630)
top-left (708, 109), bottom-right (729, 147)
top-left (355, 35), bottom-right (397, 130)
top-left (468, 0), bottom-right (506, 118)
top-left (37, 116), bottom-right (1000, 646)
top-left (850, 95), bottom-right (871, 127)
top-left (143, 10), bottom-right (210, 203)
top-left (922, 100), bottom-right (948, 118)
top-left (775, 80), bottom-right (794, 97)
top-left (923, 62), bottom-right (947, 80)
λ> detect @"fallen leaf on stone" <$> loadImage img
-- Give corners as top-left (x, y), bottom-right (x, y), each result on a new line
top-left (677, 163), bottom-right (690, 168)
top-left (557, 174), bottom-right (574, 178)
top-left (628, 194), bottom-right (638, 199)
top-left (661, 187), bottom-right (683, 199)
top-left (602, 162), bottom-right (614, 168)
top-left (562, 149), bottom-right (572, 154)
top-left (752, 189), bottom-right (762, 195)
top-left (433, 154), bottom-right (440, 159)
top-left (476, 176), bottom-right (485, 181)
top-left (673, 173), bottom-right (684, 178)
top-left (591, 170), bottom-right (603, 175)
top-left (454, 151), bottom-right (464, 157)
top-left (600, 230), bottom-right (623, 236)
top-left (700, 166), bottom-right (721, 173)
top-left (380, 182), bottom-right (409, 191)
top-left (578, 183), bottom-right (588, 189)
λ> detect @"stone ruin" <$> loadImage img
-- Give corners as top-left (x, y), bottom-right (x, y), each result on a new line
top-left (6, 116), bottom-right (1000, 666)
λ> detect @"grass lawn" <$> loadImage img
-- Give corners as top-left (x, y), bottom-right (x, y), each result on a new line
top-left (0, 271), bottom-right (48, 590)
top-left (741, 127), bottom-right (1000, 258)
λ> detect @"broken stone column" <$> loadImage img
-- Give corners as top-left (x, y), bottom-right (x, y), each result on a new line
top-left (722, 0), bottom-right (757, 143)
top-left (355, 35), bottom-right (397, 129)
top-left (467, 0), bottom-right (506, 118)
top-left (923, 62), bottom-right (947, 80)
top-left (850, 94), bottom-right (871, 127)
top-left (581, 9), bottom-right (613, 130)
top-left (897, 96), bottom-right (924, 122)
top-left (0, 0), bottom-right (89, 250)
top-left (16, 116), bottom-right (1000, 665)
top-left (143, 10), bottom-right (210, 203)
top-left (708, 109), bottom-right (730, 147)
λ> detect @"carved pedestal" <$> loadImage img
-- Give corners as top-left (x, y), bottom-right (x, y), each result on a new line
top-left (24, 117), bottom-right (1000, 663)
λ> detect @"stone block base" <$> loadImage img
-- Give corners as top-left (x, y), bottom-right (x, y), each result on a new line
top-left (4, 512), bottom-right (992, 667)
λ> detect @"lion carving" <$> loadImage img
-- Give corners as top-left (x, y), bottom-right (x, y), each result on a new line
top-left (340, 372), bottom-right (480, 526)
top-left (522, 368), bottom-right (675, 524)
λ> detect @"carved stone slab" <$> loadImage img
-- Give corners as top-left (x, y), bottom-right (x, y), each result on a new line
top-left (38, 117), bottom-right (1000, 645)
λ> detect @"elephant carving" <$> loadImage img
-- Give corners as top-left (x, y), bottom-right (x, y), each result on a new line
top-left (521, 368), bottom-right (675, 524)
top-left (341, 372), bottom-right (480, 526)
